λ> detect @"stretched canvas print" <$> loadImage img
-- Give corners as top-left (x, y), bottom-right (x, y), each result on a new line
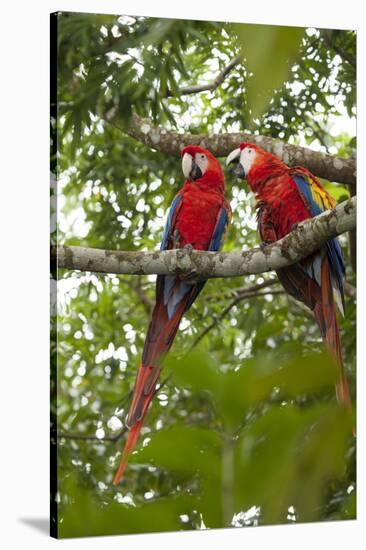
top-left (50, 11), bottom-right (356, 539)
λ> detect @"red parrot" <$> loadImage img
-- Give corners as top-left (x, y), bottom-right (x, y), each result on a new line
top-left (113, 146), bottom-right (231, 484)
top-left (226, 142), bottom-right (352, 411)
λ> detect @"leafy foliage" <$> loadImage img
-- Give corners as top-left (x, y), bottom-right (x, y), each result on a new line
top-left (52, 12), bottom-right (356, 538)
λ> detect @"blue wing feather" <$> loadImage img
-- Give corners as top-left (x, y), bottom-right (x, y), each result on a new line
top-left (209, 206), bottom-right (230, 252)
top-left (293, 175), bottom-right (323, 217)
top-left (158, 193), bottom-right (187, 319)
top-left (160, 193), bottom-right (183, 251)
top-left (293, 175), bottom-right (345, 311)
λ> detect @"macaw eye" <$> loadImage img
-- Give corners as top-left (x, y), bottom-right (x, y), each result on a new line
top-left (248, 149), bottom-right (252, 154)
top-left (200, 154), bottom-right (205, 159)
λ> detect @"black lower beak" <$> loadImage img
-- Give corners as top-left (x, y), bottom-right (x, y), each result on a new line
top-left (190, 160), bottom-right (202, 181)
top-left (231, 162), bottom-right (245, 180)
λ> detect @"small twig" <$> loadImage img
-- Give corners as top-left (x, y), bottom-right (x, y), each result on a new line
top-left (287, 294), bottom-right (314, 318)
top-left (222, 278), bottom-right (279, 299)
top-left (133, 277), bottom-right (154, 315)
top-left (189, 287), bottom-right (284, 351)
top-left (167, 55), bottom-right (241, 97)
top-left (57, 376), bottom-right (171, 443)
top-left (344, 280), bottom-right (356, 299)
top-left (57, 427), bottom-right (128, 443)
top-left (203, 278), bottom-right (279, 304)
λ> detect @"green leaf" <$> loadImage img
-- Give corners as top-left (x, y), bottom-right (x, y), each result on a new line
top-left (135, 424), bottom-right (222, 479)
top-left (58, 474), bottom-right (196, 537)
top-left (235, 24), bottom-right (304, 118)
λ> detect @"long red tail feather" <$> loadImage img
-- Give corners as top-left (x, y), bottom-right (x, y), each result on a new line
top-left (113, 364), bottom-right (161, 485)
top-left (113, 284), bottom-right (196, 483)
top-left (314, 260), bottom-right (352, 412)
top-left (113, 418), bottom-right (145, 485)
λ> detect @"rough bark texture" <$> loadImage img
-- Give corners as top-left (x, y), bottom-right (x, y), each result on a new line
top-left (122, 113), bottom-right (356, 186)
top-left (53, 196), bottom-right (356, 278)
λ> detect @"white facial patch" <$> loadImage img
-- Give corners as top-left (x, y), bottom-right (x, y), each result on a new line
top-left (182, 153), bottom-right (193, 179)
top-left (239, 147), bottom-right (257, 176)
top-left (194, 152), bottom-right (209, 176)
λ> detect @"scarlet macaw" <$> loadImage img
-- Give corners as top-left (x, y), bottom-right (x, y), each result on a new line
top-left (226, 142), bottom-right (352, 411)
top-left (113, 146), bottom-right (231, 484)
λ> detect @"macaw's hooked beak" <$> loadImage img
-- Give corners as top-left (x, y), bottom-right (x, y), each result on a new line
top-left (226, 148), bottom-right (245, 180)
top-left (190, 159), bottom-right (202, 180)
top-left (182, 153), bottom-right (202, 181)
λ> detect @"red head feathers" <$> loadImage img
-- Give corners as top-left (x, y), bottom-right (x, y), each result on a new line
top-left (226, 142), bottom-right (287, 193)
top-left (181, 146), bottom-right (225, 190)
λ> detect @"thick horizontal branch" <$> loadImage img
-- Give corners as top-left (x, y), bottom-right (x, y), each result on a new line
top-left (122, 113), bottom-right (356, 186)
top-left (167, 55), bottom-right (241, 96)
top-left (53, 196), bottom-right (356, 279)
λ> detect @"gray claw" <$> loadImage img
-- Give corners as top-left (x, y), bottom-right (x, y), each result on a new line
top-left (171, 229), bottom-right (181, 249)
top-left (260, 240), bottom-right (271, 251)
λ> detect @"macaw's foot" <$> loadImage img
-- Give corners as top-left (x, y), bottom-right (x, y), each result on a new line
top-left (171, 229), bottom-right (181, 249)
top-left (259, 240), bottom-right (272, 251)
top-left (180, 245), bottom-right (200, 283)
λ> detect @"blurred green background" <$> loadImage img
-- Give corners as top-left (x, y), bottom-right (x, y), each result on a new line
top-left (51, 12), bottom-right (356, 538)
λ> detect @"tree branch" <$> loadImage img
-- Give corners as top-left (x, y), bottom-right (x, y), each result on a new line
top-left (52, 196), bottom-right (356, 279)
top-left (204, 278), bottom-right (278, 303)
top-left (167, 55), bottom-right (241, 96)
top-left (120, 276), bottom-right (154, 315)
top-left (119, 113), bottom-right (356, 186)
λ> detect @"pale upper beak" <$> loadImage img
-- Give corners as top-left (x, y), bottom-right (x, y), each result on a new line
top-left (226, 148), bottom-right (245, 179)
top-left (182, 153), bottom-right (202, 181)
top-left (226, 148), bottom-right (241, 166)
top-left (182, 153), bottom-right (192, 179)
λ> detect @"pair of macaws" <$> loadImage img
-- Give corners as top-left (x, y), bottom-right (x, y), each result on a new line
top-left (113, 143), bottom-right (352, 485)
